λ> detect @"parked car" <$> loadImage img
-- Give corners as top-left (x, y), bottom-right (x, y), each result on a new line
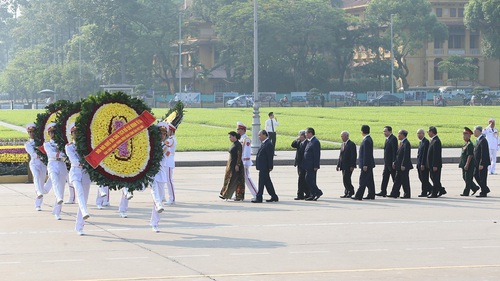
top-left (226, 95), bottom-right (254, 107)
top-left (291, 96), bottom-right (307, 102)
top-left (367, 94), bottom-right (403, 106)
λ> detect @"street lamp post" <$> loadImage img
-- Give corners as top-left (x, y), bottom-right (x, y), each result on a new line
top-left (251, 0), bottom-right (261, 154)
top-left (390, 14), bottom-right (395, 95)
top-left (178, 12), bottom-right (183, 96)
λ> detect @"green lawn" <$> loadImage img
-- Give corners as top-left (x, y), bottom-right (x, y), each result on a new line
top-left (1, 106), bottom-right (498, 151)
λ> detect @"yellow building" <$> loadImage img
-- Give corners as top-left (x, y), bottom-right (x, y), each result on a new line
top-left (343, 0), bottom-right (500, 89)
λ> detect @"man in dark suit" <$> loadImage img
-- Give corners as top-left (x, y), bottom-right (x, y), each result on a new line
top-left (427, 126), bottom-right (447, 198)
top-left (337, 131), bottom-right (357, 198)
top-left (416, 128), bottom-right (431, 197)
top-left (252, 130), bottom-right (279, 203)
top-left (352, 125), bottom-right (376, 200)
top-left (291, 130), bottom-right (309, 200)
top-left (389, 129), bottom-right (413, 198)
top-left (376, 126), bottom-right (397, 197)
top-left (303, 127), bottom-right (323, 201)
top-left (473, 126), bottom-right (491, 197)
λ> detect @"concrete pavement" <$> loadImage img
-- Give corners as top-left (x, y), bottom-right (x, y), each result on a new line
top-left (1, 161), bottom-right (499, 281)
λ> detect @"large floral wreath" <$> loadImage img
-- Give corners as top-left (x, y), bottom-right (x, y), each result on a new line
top-left (76, 92), bottom-right (162, 191)
top-left (33, 100), bottom-right (72, 165)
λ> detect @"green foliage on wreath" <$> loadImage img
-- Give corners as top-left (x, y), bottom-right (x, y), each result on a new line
top-left (76, 91), bottom-right (162, 191)
top-left (54, 100), bottom-right (83, 153)
top-left (33, 100), bottom-right (71, 165)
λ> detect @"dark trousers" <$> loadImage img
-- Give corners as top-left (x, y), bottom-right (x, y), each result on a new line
top-left (390, 169), bottom-right (411, 197)
top-left (474, 167), bottom-right (490, 195)
top-left (417, 166), bottom-right (431, 195)
top-left (305, 169), bottom-right (322, 196)
top-left (342, 169), bottom-right (355, 195)
top-left (380, 165), bottom-right (396, 193)
top-left (429, 167), bottom-right (445, 196)
top-left (268, 132), bottom-right (277, 148)
top-left (462, 168), bottom-right (479, 196)
top-left (297, 167), bottom-right (309, 198)
top-left (355, 168), bottom-right (375, 199)
top-left (256, 169), bottom-right (277, 200)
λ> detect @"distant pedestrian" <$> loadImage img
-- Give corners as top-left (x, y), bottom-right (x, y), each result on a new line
top-left (265, 112), bottom-right (279, 152)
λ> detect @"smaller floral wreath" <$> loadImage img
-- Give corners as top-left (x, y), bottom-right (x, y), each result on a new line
top-left (54, 100), bottom-right (83, 153)
top-left (33, 100), bottom-right (71, 165)
top-left (76, 92), bottom-right (162, 191)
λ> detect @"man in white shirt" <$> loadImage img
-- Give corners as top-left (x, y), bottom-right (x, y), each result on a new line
top-left (164, 123), bottom-right (177, 204)
top-left (150, 122), bottom-right (168, 232)
top-left (483, 118), bottom-right (499, 174)
top-left (264, 112), bottom-right (279, 152)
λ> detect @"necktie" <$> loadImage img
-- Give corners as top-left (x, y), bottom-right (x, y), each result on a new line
top-left (271, 119), bottom-right (274, 132)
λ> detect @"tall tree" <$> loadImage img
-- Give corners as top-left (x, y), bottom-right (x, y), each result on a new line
top-left (465, 0), bottom-right (500, 58)
top-left (437, 55), bottom-right (478, 88)
top-left (365, 0), bottom-right (448, 90)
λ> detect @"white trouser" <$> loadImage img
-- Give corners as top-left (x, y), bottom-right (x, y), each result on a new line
top-left (150, 181), bottom-right (166, 227)
top-left (96, 186), bottom-right (109, 206)
top-left (35, 179), bottom-right (52, 208)
top-left (489, 148), bottom-right (498, 173)
top-left (47, 161), bottom-right (68, 215)
top-left (118, 188), bottom-right (129, 212)
top-left (165, 167), bottom-right (175, 203)
top-left (73, 173), bottom-right (91, 232)
top-left (30, 162), bottom-right (52, 207)
top-left (66, 174), bottom-right (75, 203)
top-left (244, 166), bottom-right (258, 197)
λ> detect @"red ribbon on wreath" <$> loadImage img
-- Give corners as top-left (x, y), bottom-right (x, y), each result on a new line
top-left (85, 110), bottom-right (156, 168)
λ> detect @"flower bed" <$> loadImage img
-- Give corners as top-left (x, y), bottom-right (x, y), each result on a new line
top-left (0, 145), bottom-right (29, 176)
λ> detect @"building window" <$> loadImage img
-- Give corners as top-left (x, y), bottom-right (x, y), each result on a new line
top-left (448, 26), bottom-right (465, 49)
top-left (458, 8), bottom-right (464, 17)
top-left (450, 8), bottom-right (456, 17)
top-left (434, 39), bottom-right (443, 49)
top-left (470, 34), bottom-right (479, 49)
top-left (435, 8), bottom-right (442, 17)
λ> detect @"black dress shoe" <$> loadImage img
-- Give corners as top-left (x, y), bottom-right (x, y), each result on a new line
top-left (251, 199), bottom-right (263, 203)
top-left (387, 194), bottom-right (399, 198)
top-left (363, 196), bottom-right (375, 200)
top-left (315, 192), bottom-right (323, 200)
top-left (476, 193), bottom-right (487, 197)
top-left (438, 190), bottom-right (447, 197)
top-left (471, 189), bottom-right (479, 196)
top-left (266, 198), bottom-right (279, 202)
top-left (400, 195), bottom-right (411, 199)
top-left (305, 196), bottom-right (315, 201)
top-left (427, 194), bottom-right (438, 198)
top-left (294, 197), bottom-right (304, 200)
top-left (375, 192), bottom-right (387, 197)
top-left (351, 196), bottom-right (362, 200)
top-left (340, 194), bottom-right (349, 198)
top-left (459, 193), bottom-right (469, 196)
top-left (417, 194), bottom-right (428, 197)
top-left (219, 195), bottom-right (226, 200)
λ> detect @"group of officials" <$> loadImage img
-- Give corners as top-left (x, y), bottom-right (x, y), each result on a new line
top-left (329, 119), bottom-right (497, 201)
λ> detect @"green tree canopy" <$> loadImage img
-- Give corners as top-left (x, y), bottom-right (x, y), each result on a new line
top-left (465, 0), bottom-right (500, 58)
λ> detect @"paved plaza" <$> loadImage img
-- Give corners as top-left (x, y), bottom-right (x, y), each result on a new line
top-left (1, 151), bottom-right (499, 281)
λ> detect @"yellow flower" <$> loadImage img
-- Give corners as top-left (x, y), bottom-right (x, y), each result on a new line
top-left (90, 103), bottom-right (150, 178)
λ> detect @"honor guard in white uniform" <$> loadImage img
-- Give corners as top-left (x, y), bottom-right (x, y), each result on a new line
top-left (65, 123), bottom-right (91, 235)
top-left (483, 118), bottom-right (499, 174)
top-left (24, 123), bottom-right (52, 211)
top-left (164, 123), bottom-right (177, 205)
top-left (118, 187), bottom-right (134, 218)
top-left (236, 122), bottom-right (257, 200)
top-left (65, 174), bottom-right (76, 204)
top-left (43, 123), bottom-right (69, 220)
top-left (150, 122), bottom-right (168, 232)
top-left (95, 186), bottom-right (109, 209)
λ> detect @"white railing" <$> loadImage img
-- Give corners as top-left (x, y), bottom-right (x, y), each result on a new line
top-left (434, 49), bottom-right (444, 55)
top-left (448, 49), bottom-right (465, 55)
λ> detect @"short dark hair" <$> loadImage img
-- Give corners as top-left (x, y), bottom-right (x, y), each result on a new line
top-left (228, 131), bottom-right (241, 140)
top-left (306, 127), bottom-right (315, 135)
top-left (260, 130), bottom-right (268, 137)
top-left (384, 126), bottom-right (392, 132)
top-left (268, 112), bottom-right (274, 117)
top-left (428, 126), bottom-right (437, 134)
top-left (399, 129), bottom-right (408, 137)
top-left (361, 125), bottom-right (370, 134)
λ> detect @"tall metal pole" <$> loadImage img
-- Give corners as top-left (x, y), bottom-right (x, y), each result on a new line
top-left (251, 0), bottom-right (261, 154)
top-left (390, 14), bottom-right (394, 95)
top-left (178, 12), bottom-right (182, 95)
